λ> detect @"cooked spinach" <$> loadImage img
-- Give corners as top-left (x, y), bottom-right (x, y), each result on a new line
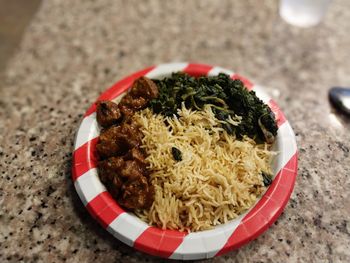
top-left (150, 72), bottom-right (278, 143)
top-left (262, 172), bottom-right (273, 186)
top-left (171, 147), bottom-right (182, 161)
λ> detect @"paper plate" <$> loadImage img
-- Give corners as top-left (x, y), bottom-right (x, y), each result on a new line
top-left (72, 63), bottom-right (298, 260)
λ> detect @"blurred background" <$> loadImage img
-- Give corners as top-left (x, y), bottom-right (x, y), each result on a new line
top-left (0, 0), bottom-right (349, 262)
top-left (0, 0), bottom-right (41, 80)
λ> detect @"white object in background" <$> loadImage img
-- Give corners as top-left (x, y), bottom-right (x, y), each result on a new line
top-left (279, 0), bottom-right (331, 27)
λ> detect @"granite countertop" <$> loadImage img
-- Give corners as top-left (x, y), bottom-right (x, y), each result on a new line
top-left (1, 0), bottom-right (350, 262)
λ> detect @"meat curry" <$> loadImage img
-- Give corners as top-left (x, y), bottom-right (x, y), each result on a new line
top-left (95, 76), bottom-right (159, 210)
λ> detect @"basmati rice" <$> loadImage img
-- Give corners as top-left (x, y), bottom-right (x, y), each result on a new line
top-left (133, 104), bottom-right (275, 232)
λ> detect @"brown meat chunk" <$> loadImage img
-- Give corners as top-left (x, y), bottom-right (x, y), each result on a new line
top-left (119, 94), bottom-right (148, 110)
top-left (96, 123), bottom-right (143, 159)
top-left (125, 148), bottom-right (147, 165)
top-left (96, 126), bottom-right (122, 159)
top-left (96, 142), bottom-right (120, 159)
top-left (96, 100), bottom-right (122, 128)
top-left (98, 156), bottom-right (125, 183)
top-left (118, 104), bottom-right (135, 120)
top-left (119, 176), bottom-right (154, 209)
top-left (129, 76), bottom-right (159, 99)
top-left (117, 122), bottom-right (143, 149)
top-left (109, 176), bottom-right (123, 199)
top-left (119, 160), bottom-right (146, 180)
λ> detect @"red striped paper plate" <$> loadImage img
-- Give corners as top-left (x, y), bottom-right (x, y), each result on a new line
top-left (72, 63), bottom-right (298, 260)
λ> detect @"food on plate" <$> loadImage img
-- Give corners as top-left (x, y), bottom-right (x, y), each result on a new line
top-left (150, 73), bottom-right (278, 143)
top-left (96, 101), bottom-right (122, 128)
top-left (95, 77), bottom-right (157, 210)
top-left (95, 73), bottom-right (277, 232)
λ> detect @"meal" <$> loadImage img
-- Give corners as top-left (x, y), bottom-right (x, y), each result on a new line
top-left (95, 73), bottom-right (278, 232)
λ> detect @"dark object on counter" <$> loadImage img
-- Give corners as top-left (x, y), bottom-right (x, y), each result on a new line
top-left (95, 76), bottom-right (159, 210)
top-left (329, 87), bottom-right (350, 116)
top-left (150, 73), bottom-right (278, 143)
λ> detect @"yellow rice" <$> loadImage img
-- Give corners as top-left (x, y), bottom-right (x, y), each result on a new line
top-left (133, 104), bottom-right (274, 232)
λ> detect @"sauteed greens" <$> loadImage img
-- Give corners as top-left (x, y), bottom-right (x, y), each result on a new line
top-left (150, 73), bottom-right (278, 143)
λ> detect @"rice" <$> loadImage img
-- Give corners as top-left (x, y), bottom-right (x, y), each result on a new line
top-left (133, 104), bottom-right (275, 232)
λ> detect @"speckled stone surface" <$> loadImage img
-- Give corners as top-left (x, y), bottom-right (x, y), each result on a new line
top-left (1, 0), bottom-right (350, 262)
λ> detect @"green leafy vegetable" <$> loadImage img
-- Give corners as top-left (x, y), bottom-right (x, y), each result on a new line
top-left (262, 172), bottom-right (273, 186)
top-left (149, 72), bottom-right (278, 143)
top-left (171, 147), bottom-right (182, 161)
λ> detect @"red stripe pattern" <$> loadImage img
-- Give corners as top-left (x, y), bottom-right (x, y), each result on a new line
top-left (216, 153), bottom-right (298, 256)
top-left (72, 63), bottom-right (298, 260)
top-left (268, 99), bottom-right (287, 127)
top-left (183, 63), bottom-right (213, 77)
top-left (134, 228), bottom-right (187, 258)
top-left (72, 137), bottom-right (99, 181)
top-left (85, 191), bottom-right (125, 226)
